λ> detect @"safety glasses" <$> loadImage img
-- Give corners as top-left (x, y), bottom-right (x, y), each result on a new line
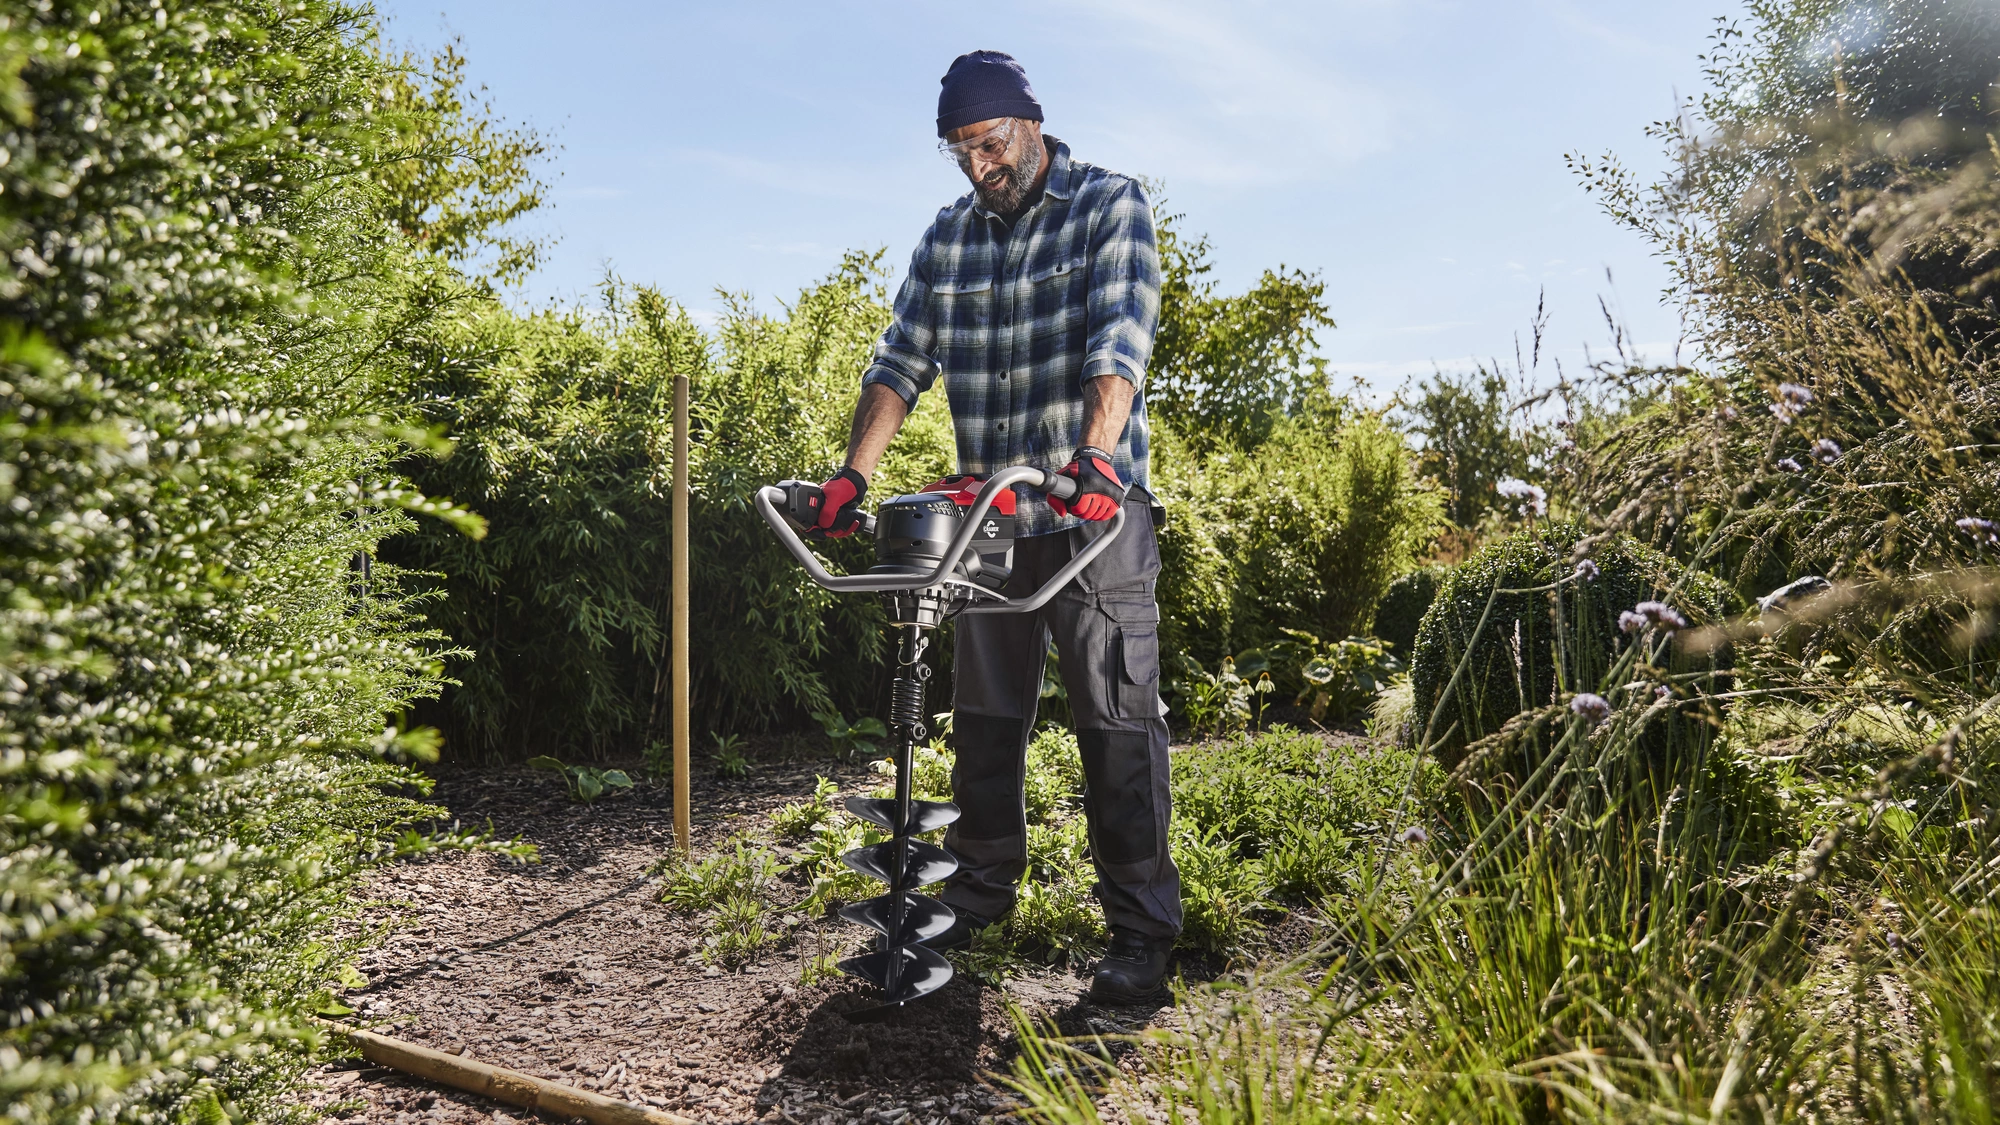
top-left (937, 119), bottom-right (1017, 168)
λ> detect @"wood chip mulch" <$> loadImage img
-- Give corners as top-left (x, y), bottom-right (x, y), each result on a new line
top-left (301, 753), bottom-right (1174, 1125)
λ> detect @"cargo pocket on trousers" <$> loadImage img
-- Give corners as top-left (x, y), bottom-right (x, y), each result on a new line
top-left (1114, 625), bottom-right (1161, 719)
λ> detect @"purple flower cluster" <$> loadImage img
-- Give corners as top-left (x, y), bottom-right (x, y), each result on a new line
top-left (1396, 825), bottom-right (1428, 845)
top-left (1619, 600), bottom-right (1689, 634)
top-left (1776, 457), bottom-right (1803, 473)
top-left (1574, 559), bottom-right (1600, 582)
top-left (1569, 693), bottom-right (1612, 725)
top-left (1957, 517), bottom-right (2000, 547)
top-left (1770, 382), bottom-right (1815, 424)
top-left (1812, 438), bottom-right (1842, 463)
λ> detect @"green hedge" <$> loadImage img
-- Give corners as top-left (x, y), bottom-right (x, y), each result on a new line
top-left (1374, 564), bottom-right (1449, 661)
top-left (0, 4), bottom-right (534, 1120)
top-left (391, 262), bottom-right (963, 758)
top-left (1155, 405), bottom-right (1443, 673)
top-left (1409, 524), bottom-right (1736, 769)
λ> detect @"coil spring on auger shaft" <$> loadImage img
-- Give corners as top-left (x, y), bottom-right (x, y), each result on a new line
top-left (832, 622), bottom-right (961, 1021)
top-left (889, 674), bottom-right (927, 738)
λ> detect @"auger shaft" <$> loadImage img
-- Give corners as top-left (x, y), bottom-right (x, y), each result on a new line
top-left (886, 625), bottom-right (926, 997)
top-left (833, 621), bottom-right (959, 1020)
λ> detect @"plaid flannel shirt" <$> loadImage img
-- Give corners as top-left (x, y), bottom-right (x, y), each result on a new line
top-left (862, 139), bottom-right (1161, 537)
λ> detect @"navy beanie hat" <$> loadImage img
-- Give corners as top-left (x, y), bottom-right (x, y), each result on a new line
top-left (936, 50), bottom-right (1042, 138)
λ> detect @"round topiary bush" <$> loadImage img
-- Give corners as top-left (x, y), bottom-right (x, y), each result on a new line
top-left (1409, 524), bottom-right (1737, 771)
top-left (1373, 563), bottom-right (1450, 660)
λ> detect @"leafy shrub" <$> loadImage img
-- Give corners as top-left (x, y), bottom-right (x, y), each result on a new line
top-left (1401, 369), bottom-right (1542, 529)
top-left (1148, 208), bottom-right (1338, 453)
top-left (1409, 523), bottom-right (1735, 768)
top-left (527, 756), bottom-right (634, 803)
top-left (711, 732), bottom-right (752, 779)
top-left (1170, 727), bottom-right (1433, 898)
top-left (1010, 819), bottom-right (1106, 966)
top-left (1166, 654), bottom-right (1272, 738)
top-left (1172, 826), bottom-right (1274, 955)
top-left (1270, 631), bottom-right (1402, 723)
top-left (814, 710), bottom-right (888, 759)
top-left (1022, 726), bottom-right (1085, 824)
top-left (1373, 564), bottom-right (1449, 660)
top-left (0, 3), bottom-right (540, 1119)
top-left (1153, 409), bottom-right (1444, 673)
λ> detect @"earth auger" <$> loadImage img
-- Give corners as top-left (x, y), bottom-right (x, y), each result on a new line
top-left (758, 467), bottom-right (1125, 1021)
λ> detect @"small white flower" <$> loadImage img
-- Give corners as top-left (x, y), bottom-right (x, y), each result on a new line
top-left (1770, 383), bottom-right (1814, 424)
top-left (1569, 693), bottom-right (1611, 725)
top-left (1495, 478), bottom-right (1547, 517)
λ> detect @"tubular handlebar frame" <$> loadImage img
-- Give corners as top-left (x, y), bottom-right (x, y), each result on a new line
top-left (753, 466), bottom-right (1124, 615)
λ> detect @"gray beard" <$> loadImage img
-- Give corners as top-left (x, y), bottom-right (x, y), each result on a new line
top-left (974, 136), bottom-right (1045, 214)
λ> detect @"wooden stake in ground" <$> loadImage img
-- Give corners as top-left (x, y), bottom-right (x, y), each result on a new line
top-left (327, 1022), bottom-right (697, 1125)
top-left (672, 372), bottom-right (692, 854)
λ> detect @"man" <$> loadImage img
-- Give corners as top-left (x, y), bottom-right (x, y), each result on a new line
top-left (803, 50), bottom-right (1179, 1004)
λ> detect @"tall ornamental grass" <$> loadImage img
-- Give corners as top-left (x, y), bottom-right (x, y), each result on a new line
top-left (1005, 1), bottom-right (2000, 1119)
top-left (0, 3), bottom-right (537, 1120)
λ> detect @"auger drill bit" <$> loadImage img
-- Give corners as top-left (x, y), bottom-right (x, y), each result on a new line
top-left (835, 625), bottom-right (959, 1021)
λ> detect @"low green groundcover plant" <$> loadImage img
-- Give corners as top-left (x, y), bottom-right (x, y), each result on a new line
top-left (663, 725), bottom-right (1439, 983)
top-left (527, 756), bottom-right (634, 803)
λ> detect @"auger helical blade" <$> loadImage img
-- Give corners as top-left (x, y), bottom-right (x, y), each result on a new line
top-left (839, 892), bottom-right (956, 945)
top-left (844, 796), bottom-right (960, 835)
top-left (839, 839), bottom-right (958, 888)
top-left (837, 944), bottom-right (954, 1013)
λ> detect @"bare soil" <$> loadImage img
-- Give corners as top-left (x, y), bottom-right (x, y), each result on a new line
top-left (303, 754), bottom-right (1181, 1125)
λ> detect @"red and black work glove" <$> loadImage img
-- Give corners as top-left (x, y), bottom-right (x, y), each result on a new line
top-left (807, 467), bottom-right (868, 538)
top-left (1049, 446), bottom-right (1126, 521)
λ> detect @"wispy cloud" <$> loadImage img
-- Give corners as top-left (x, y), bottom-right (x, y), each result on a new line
top-left (1051, 0), bottom-right (1409, 186)
top-left (672, 148), bottom-right (881, 202)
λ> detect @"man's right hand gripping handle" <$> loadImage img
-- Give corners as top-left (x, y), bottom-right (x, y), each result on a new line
top-left (804, 467), bottom-right (867, 539)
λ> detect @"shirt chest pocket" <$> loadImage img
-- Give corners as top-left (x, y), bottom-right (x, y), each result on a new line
top-left (931, 274), bottom-right (993, 336)
top-left (1024, 255), bottom-right (1087, 346)
top-left (1027, 255), bottom-right (1086, 287)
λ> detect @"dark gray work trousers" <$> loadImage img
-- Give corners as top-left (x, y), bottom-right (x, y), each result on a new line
top-left (942, 496), bottom-right (1182, 940)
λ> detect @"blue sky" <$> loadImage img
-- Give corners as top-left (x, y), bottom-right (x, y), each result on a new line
top-left (373, 1), bottom-right (1732, 399)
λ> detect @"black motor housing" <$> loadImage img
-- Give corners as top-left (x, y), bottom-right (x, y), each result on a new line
top-left (871, 478), bottom-right (1014, 593)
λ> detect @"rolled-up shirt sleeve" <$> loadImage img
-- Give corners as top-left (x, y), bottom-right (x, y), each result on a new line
top-left (1080, 179), bottom-right (1161, 388)
top-left (861, 236), bottom-right (943, 409)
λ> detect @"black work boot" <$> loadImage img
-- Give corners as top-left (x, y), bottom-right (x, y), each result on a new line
top-left (1089, 927), bottom-right (1172, 1004)
top-left (923, 908), bottom-right (995, 953)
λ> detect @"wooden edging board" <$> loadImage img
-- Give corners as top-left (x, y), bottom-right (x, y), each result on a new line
top-left (325, 1021), bottom-right (698, 1125)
